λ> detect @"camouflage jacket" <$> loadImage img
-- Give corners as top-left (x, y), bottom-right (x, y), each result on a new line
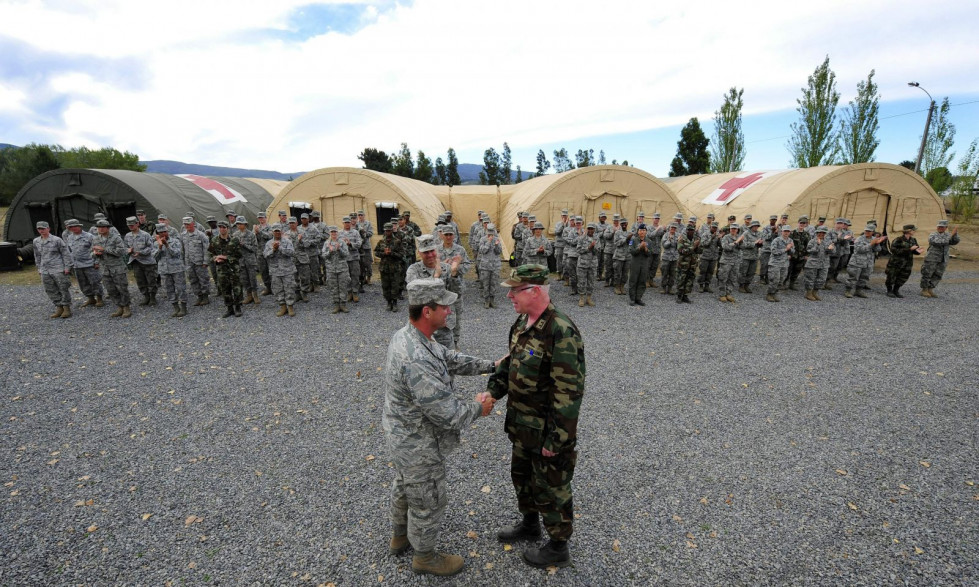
top-left (612, 228), bottom-right (631, 261)
top-left (180, 229), bottom-right (211, 267)
top-left (381, 323), bottom-right (494, 482)
top-left (263, 237), bottom-right (296, 277)
top-left (209, 234), bottom-right (242, 273)
top-left (719, 233), bottom-right (742, 265)
top-left (437, 243), bottom-right (472, 292)
top-left (647, 225), bottom-right (666, 253)
top-left (846, 234), bottom-right (878, 269)
top-left (374, 234), bottom-right (405, 268)
top-left (790, 229), bottom-right (810, 261)
top-left (888, 235), bottom-right (920, 265)
top-left (232, 228), bottom-right (259, 265)
top-left (768, 236), bottom-right (793, 268)
top-left (321, 238), bottom-right (350, 272)
top-left (805, 236), bottom-right (833, 269)
top-left (575, 234), bottom-right (600, 267)
top-left (32, 234), bottom-right (72, 275)
top-left (740, 229), bottom-right (762, 260)
top-left (925, 231), bottom-right (960, 264)
top-left (677, 232), bottom-right (701, 263)
top-left (153, 234), bottom-right (184, 274)
top-left (478, 235), bottom-right (503, 269)
top-left (66, 230), bottom-right (97, 268)
top-left (487, 303), bottom-right (585, 455)
top-left (563, 227), bottom-right (581, 258)
top-left (92, 232), bottom-right (128, 270)
top-left (660, 231), bottom-right (679, 261)
top-left (699, 231), bottom-right (721, 261)
top-left (338, 228), bottom-right (362, 260)
top-left (124, 229), bottom-right (157, 265)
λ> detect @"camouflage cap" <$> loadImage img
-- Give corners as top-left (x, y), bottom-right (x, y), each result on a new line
top-left (798, 215), bottom-right (809, 222)
top-left (637, 211), bottom-right (646, 217)
top-left (206, 215), bottom-right (216, 222)
top-left (728, 215), bottom-right (736, 221)
top-left (575, 215), bottom-right (584, 222)
top-left (902, 224), bottom-right (916, 231)
top-left (357, 210), bottom-right (365, 215)
top-left (529, 214), bottom-right (537, 221)
top-left (300, 213), bottom-right (309, 219)
top-left (685, 223), bottom-right (696, 231)
top-left (486, 223), bottom-right (497, 233)
top-left (36, 221), bottom-right (50, 229)
top-left (781, 213), bottom-right (789, 218)
top-left (182, 216), bottom-right (194, 224)
top-left (501, 264), bottom-right (549, 287)
top-left (217, 220), bottom-right (230, 228)
top-left (937, 220), bottom-right (949, 227)
top-left (598, 211), bottom-right (607, 218)
top-left (750, 220), bottom-right (761, 227)
top-left (711, 222), bottom-right (719, 228)
top-left (96, 219), bottom-right (111, 227)
top-left (706, 213), bottom-right (715, 218)
top-left (155, 223), bottom-right (168, 233)
top-left (277, 210), bottom-right (287, 216)
top-left (391, 214), bottom-right (401, 221)
top-left (835, 217), bottom-right (845, 223)
top-left (818, 216), bottom-right (827, 222)
top-left (157, 213), bottom-right (167, 220)
top-left (233, 216), bottom-right (245, 225)
top-left (407, 277), bottom-right (457, 306)
top-left (477, 209), bottom-right (485, 214)
top-left (257, 212), bottom-right (267, 218)
top-left (226, 209), bottom-right (236, 216)
top-left (816, 225), bottom-right (829, 233)
top-left (442, 210), bottom-right (450, 216)
top-left (612, 213), bottom-right (621, 220)
top-left (403, 211), bottom-right (412, 217)
top-left (93, 212), bottom-right (106, 219)
top-left (135, 209), bottom-right (145, 215)
top-left (65, 219), bottom-right (82, 227)
top-left (652, 213), bottom-right (660, 219)
top-left (862, 224), bottom-right (874, 232)
top-left (328, 225), bottom-right (339, 233)
top-left (533, 221), bottom-right (544, 229)
top-left (780, 225), bottom-right (791, 232)
top-left (620, 219), bottom-right (628, 226)
top-left (729, 223), bottom-right (741, 231)
top-left (688, 216), bottom-right (698, 223)
top-left (416, 234), bottom-right (437, 252)
top-left (586, 222), bottom-right (597, 229)
top-left (560, 208), bottom-right (569, 215)
top-left (673, 213), bottom-right (683, 220)
top-left (770, 215), bottom-right (778, 220)
top-left (383, 222), bottom-right (393, 230)
top-left (744, 214), bottom-right (753, 219)
top-left (125, 217), bottom-right (138, 225)
top-left (668, 223), bottom-right (679, 230)
top-left (271, 223), bottom-right (283, 232)
top-left (288, 216), bottom-right (297, 223)
top-left (341, 216), bottom-right (351, 222)
top-left (844, 219), bottom-right (852, 226)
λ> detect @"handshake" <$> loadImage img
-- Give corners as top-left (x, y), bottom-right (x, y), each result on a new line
top-left (475, 392), bottom-right (496, 417)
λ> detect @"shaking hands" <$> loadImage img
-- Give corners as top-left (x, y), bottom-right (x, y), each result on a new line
top-left (475, 392), bottom-right (496, 417)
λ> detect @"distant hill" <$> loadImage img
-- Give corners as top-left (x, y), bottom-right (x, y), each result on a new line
top-left (457, 163), bottom-right (533, 185)
top-left (143, 160), bottom-right (305, 181)
top-left (0, 143), bottom-right (17, 150)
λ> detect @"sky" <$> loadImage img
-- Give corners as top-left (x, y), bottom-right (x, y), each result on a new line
top-left (1, 0), bottom-right (978, 177)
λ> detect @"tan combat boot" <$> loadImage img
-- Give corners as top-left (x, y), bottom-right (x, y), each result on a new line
top-left (578, 296), bottom-right (585, 307)
top-left (242, 292), bottom-right (254, 305)
top-left (854, 290), bottom-right (868, 299)
top-left (331, 305), bottom-right (341, 314)
top-left (60, 305), bottom-right (72, 318)
top-left (844, 289), bottom-right (853, 298)
top-left (110, 305), bottom-right (124, 317)
top-left (121, 305), bottom-right (132, 318)
top-left (725, 295), bottom-right (736, 303)
top-left (412, 551), bottom-right (464, 576)
top-left (586, 295), bottom-right (595, 306)
top-left (276, 304), bottom-right (288, 317)
top-left (340, 304), bottom-right (349, 313)
top-left (805, 290), bottom-right (817, 301)
top-left (766, 294), bottom-right (777, 302)
top-left (390, 534), bottom-right (409, 556)
top-left (252, 291), bottom-right (260, 305)
top-left (928, 288), bottom-right (938, 298)
top-left (81, 296), bottom-right (96, 307)
top-left (95, 295), bottom-right (104, 307)
top-left (813, 290), bottom-right (822, 301)
top-left (49, 306), bottom-right (64, 319)
top-left (287, 305), bottom-right (295, 316)
top-left (351, 293), bottom-right (359, 303)
top-left (718, 295), bottom-right (728, 303)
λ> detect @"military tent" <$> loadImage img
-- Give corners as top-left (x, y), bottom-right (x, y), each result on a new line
top-left (439, 184), bottom-right (502, 242)
top-left (3, 169), bottom-right (283, 246)
top-left (663, 163), bottom-right (945, 233)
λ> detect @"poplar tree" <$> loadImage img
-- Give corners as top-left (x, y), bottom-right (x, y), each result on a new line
top-left (839, 70), bottom-right (880, 164)
top-left (787, 56), bottom-right (841, 167)
top-left (710, 87), bottom-right (745, 172)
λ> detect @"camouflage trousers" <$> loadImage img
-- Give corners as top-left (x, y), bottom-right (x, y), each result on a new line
top-left (564, 257), bottom-right (578, 292)
top-left (270, 272), bottom-right (297, 305)
top-left (74, 266), bottom-right (104, 298)
top-left (846, 264), bottom-right (872, 291)
top-left (885, 258), bottom-right (913, 289)
top-left (257, 254), bottom-right (271, 289)
top-left (511, 444), bottom-right (576, 541)
top-left (602, 252), bottom-right (613, 282)
top-left (716, 262), bottom-right (738, 296)
top-left (828, 255), bottom-right (844, 281)
top-left (759, 252), bottom-right (771, 281)
top-left (613, 259), bottom-right (629, 287)
top-left (42, 272), bottom-right (72, 306)
top-left (920, 261), bottom-right (947, 290)
top-left (359, 250), bottom-right (372, 283)
top-left (325, 269), bottom-right (351, 305)
top-left (240, 258), bottom-right (258, 294)
top-left (390, 472), bottom-right (447, 554)
top-left (554, 245), bottom-right (565, 276)
top-left (447, 297), bottom-right (463, 346)
top-left (101, 265), bottom-right (130, 306)
top-left (804, 266), bottom-right (828, 291)
top-left (346, 260), bottom-right (360, 295)
top-left (186, 265), bottom-right (211, 297)
top-left (216, 269), bottom-right (243, 305)
top-left (627, 256), bottom-right (648, 301)
top-left (576, 263), bottom-right (596, 295)
top-left (675, 260), bottom-right (697, 295)
top-left (698, 258), bottom-right (717, 288)
top-left (379, 263), bottom-right (402, 302)
top-left (738, 258), bottom-right (758, 286)
top-left (648, 252), bottom-right (661, 281)
top-left (768, 265), bottom-right (789, 295)
top-left (160, 271), bottom-right (188, 304)
top-left (294, 260), bottom-right (312, 294)
top-left (131, 263), bottom-right (158, 299)
top-left (596, 251), bottom-right (605, 280)
top-left (660, 259), bottom-right (677, 290)
top-left (478, 266), bottom-right (499, 302)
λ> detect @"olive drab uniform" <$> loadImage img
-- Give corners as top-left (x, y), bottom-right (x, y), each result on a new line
top-left (487, 303), bottom-right (585, 543)
top-left (885, 233), bottom-right (920, 294)
top-left (209, 232), bottom-right (243, 307)
top-left (375, 231), bottom-right (405, 308)
top-left (787, 227), bottom-right (810, 288)
top-left (675, 230), bottom-right (701, 300)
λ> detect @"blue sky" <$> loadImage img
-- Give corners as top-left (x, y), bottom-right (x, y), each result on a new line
top-left (1, 0), bottom-right (977, 177)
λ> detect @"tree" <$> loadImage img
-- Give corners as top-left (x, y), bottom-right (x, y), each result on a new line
top-left (515, 165), bottom-right (523, 183)
top-left (925, 167), bottom-right (953, 193)
top-left (710, 87), bottom-right (746, 173)
top-left (434, 157), bottom-right (447, 185)
top-left (446, 148), bottom-right (461, 186)
top-left (839, 70), bottom-right (880, 164)
top-left (357, 147), bottom-right (392, 173)
top-left (500, 142), bottom-right (512, 185)
top-left (621, 160), bottom-right (629, 166)
top-left (480, 148), bottom-right (501, 185)
top-left (0, 144), bottom-right (60, 205)
top-left (390, 143), bottom-right (414, 178)
top-left (668, 117), bottom-right (710, 177)
top-left (414, 150), bottom-right (434, 183)
top-left (552, 148), bottom-right (574, 173)
top-left (598, 150), bottom-right (607, 165)
top-left (611, 159), bottom-right (617, 165)
top-left (52, 145), bottom-right (145, 171)
top-left (535, 149), bottom-right (550, 177)
top-left (575, 148), bottom-right (594, 168)
top-left (948, 138), bottom-right (978, 221)
top-left (787, 56), bottom-right (841, 167)
top-left (898, 160), bottom-right (916, 170)
top-left (921, 97), bottom-right (956, 177)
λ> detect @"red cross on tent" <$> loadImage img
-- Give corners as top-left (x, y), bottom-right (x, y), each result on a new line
top-left (176, 174), bottom-right (246, 204)
top-left (702, 170), bottom-right (785, 206)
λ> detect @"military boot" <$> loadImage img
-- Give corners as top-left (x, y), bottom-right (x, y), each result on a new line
top-left (766, 293), bottom-right (778, 302)
top-left (171, 303), bottom-right (181, 317)
top-left (738, 285), bottom-right (747, 293)
top-left (276, 304), bottom-right (288, 317)
top-left (522, 540), bottom-right (571, 569)
top-left (788, 280), bottom-right (797, 291)
top-left (223, 305), bottom-right (235, 318)
top-left (705, 285), bottom-right (714, 293)
top-left (411, 551), bottom-right (464, 576)
top-left (261, 286), bottom-right (272, 295)
top-left (121, 305), bottom-right (132, 318)
top-left (49, 306), bottom-right (64, 319)
top-left (148, 295), bottom-right (158, 306)
top-left (287, 305), bottom-right (296, 317)
top-left (390, 528), bottom-right (410, 556)
top-left (928, 289), bottom-right (939, 298)
top-left (682, 294), bottom-right (692, 303)
top-left (725, 295), bottom-right (736, 303)
top-left (82, 296), bottom-right (97, 307)
top-left (331, 304), bottom-right (341, 314)
top-left (744, 285), bottom-right (753, 293)
top-left (813, 290), bottom-right (822, 301)
top-left (844, 289), bottom-right (854, 298)
top-left (853, 289), bottom-right (867, 298)
top-left (586, 295), bottom-right (595, 306)
top-left (251, 291), bottom-right (260, 305)
top-left (193, 296), bottom-right (204, 306)
top-left (242, 292), bottom-right (254, 305)
top-left (95, 295), bottom-right (105, 307)
top-left (340, 304), bottom-right (349, 313)
top-left (718, 295), bottom-right (728, 303)
top-left (578, 296), bottom-right (585, 307)
top-left (234, 304), bottom-right (243, 317)
top-left (390, 301), bottom-right (398, 312)
top-left (497, 513), bottom-right (541, 541)
top-left (139, 296), bottom-right (151, 306)
top-left (675, 295), bottom-right (683, 304)
top-left (822, 283), bottom-right (833, 291)
top-left (176, 303), bottom-right (187, 317)
top-left (351, 293), bottom-right (359, 303)
top-left (111, 305), bottom-right (125, 318)
top-left (60, 305), bottom-right (72, 318)
top-left (200, 295), bottom-right (211, 306)
top-left (893, 286), bottom-right (904, 298)
top-left (805, 290), bottom-right (817, 301)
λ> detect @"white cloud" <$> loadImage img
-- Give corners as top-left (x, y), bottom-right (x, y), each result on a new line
top-left (2, 0), bottom-right (978, 171)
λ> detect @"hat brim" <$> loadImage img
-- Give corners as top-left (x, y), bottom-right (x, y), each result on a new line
top-left (424, 290), bottom-right (458, 305)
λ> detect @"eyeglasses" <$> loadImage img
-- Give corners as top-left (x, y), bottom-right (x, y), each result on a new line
top-left (507, 286), bottom-right (537, 296)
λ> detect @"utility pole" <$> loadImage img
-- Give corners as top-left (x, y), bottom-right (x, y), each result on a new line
top-left (908, 82), bottom-right (935, 175)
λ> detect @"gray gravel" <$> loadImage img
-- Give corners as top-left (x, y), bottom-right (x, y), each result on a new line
top-left (1, 270), bottom-right (977, 586)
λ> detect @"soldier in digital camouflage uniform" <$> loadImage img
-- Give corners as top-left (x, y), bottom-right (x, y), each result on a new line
top-left (309, 211), bottom-right (326, 286)
top-left (612, 220), bottom-right (630, 295)
top-left (253, 212), bottom-right (273, 294)
top-left (575, 222), bottom-right (600, 307)
top-left (841, 224), bottom-right (885, 299)
top-left (885, 224), bottom-right (923, 298)
top-left (124, 216), bottom-right (159, 306)
top-left (487, 265), bottom-right (585, 569)
top-left (264, 224), bottom-right (297, 317)
top-left (209, 220), bottom-right (244, 317)
top-left (766, 225), bottom-right (793, 302)
top-left (383, 278), bottom-right (497, 577)
top-left (562, 216), bottom-right (582, 293)
top-left (523, 221), bottom-right (552, 267)
top-left (659, 223), bottom-right (679, 295)
top-left (645, 213), bottom-right (666, 287)
top-left (478, 224), bottom-right (504, 308)
top-left (717, 223), bottom-right (743, 302)
top-left (697, 222), bottom-right (720, 293)
top-left (338, 216), bottom-right (363, 303)
top-left (602, 214), bottom-right (619, 285)
top-left (627, 223), bottom-right (652, 306)
top-left (33, 221), bottom-right (74, 318)
top-left (180, 216), bottom-right (212, 306)
top-left (675, 224), bottom-right (701, 303)
top-left (758, 215), bottom-right (777, 284)
top-left (738, 220), bottom-right (763, 293)
top-left (321, 226), bottom-right (351, 313)
top-left (65, 219), bottom-right (105, 308)
top-left (233, 216), bottom-right (260, 305)
top-left (437, 226), bottom-right (471, 349)
top-left (407, 234), bottom-right (456, 346)
top-left (803, 225), bottom-right (834, 301)
top-left (92, 219), bottom-right (132, 317)
top-left (299, 213), bottom-right (323, 295)
top-left (153, 225), bottom-right (188, 317)
top-left (355, 210), bottom-right (374, 288)
top-left (826, 218), bottom-right (847, 285)
top-left (375, 223), bottom-right (405, 311)
top-left (919, 220), bottom-right (959, 298)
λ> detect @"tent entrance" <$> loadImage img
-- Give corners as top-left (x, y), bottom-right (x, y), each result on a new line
top-left (104, 200), bottom-right (136, 235)
top-left (374, 202), bottom-right (399, 230)
top-left (583, 191), bottom-right (626, 220)
top-left (320, 193), bottom-right (366, 224)
top-left (25, 201), bottom-right (55, 234)
top-left (54, 194), bottom-right (103, 230)
top-left (842, 190), bottom-right (890, 232)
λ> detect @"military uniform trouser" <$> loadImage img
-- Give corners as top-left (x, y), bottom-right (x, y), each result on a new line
top-left (325, 269), bottom-right (351, 305)
top-left (75, 266), bottom-right (104, 297)
top-left (660, 259), bottom-right (677, 290)
top-left (885, 259), bottom-right (913, 289)
top-left (844, 264), bottom-right (871, 291)
top-left (837, 254), bottom-right (851, 277)
top-left (920, 261), bottom-right (947, 290)
top-left (768, 265), bottom-right (789, 295)
top-left (613, 259), bottom-right (629, 287)
top-left (479, 267), bottom-right (499, 301)
top-left (42, 273), bottom-right (72, 306)
top-left (187, 265), bottom-right (211, 297)
top-left (240, 259), bottom-right (258, 294)
top-left (271, 272), bottom-right (297, 305)
top-left (101, 266), bottom-right (130, 306)
top-left (648, 252), bottom-right (661, 280)
top-left (676, 262), bottom-right (697, 295)
top-left (257, 253), bottom-right (271, 288)
top-left (314, 253), bottom-right (325, 284)
top-left (576, 262), bottom-right (596, 295)
top-left (805, 266), bottom-right (829, 291)
top-left (360, 250), bottom-right (373, 283)
top-left (603, 253), bottom-right (614, 281)
top-left (391, 471), bottom-right (447, 554)
top-left (565, 257), bottom-right (579, 292)
top-left (295, 261), bottom-right (312, 294)
top-left (596, 251), bottom-right (605, 280)
top-left (554, 245), bottom-right (565, 275)
top-left (787, 259), bottom-right (804, 284)
top-left (717, 262), bottom-right (738, 296)
top-left (346, 259), bottom-right (361, 295)
top-left (759, 252), bottom-right (771, 280)
top-left (738, 258), bottom-right (758, 286)
top-left (216, 270), bottom-right (243, 305)
top-left (161, 271), bottom-right (188, 303)
top-left (449, 298), bottom-right (462, 345)
top-left (131, 263), bottom-right (158, 298)
top-left (511, 443), bottom-right (576, 541)
top-left (627, 257), bottom-right (649, 300)
top-left (209, 260), bottom-right (218, 285)
top-left (698, 258), bottom-right (717, 287)
top-left (379, 263), bottom-right (402, 301)
top-left (828, 255), bottom-right (843, 280)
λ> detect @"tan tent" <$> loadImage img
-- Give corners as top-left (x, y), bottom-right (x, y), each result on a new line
top-left (497, 165), bottom-right (686, 256)
top-left (440, 185), bottom-right (501, 240)
top-left (266, 167), bottom-right (446, 247)
top-left (664, 163), bottom-right (945, 233)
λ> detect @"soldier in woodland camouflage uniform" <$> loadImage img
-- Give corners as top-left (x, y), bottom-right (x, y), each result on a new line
top-left (382, 278), bottom-right (497, 577)
top-left (209, 220), bottom-right (244, 317)
top-left (322, 226), bottom-right (351, 313)
top-left (787, 217), bottom-right (811, 290)
top-left (33, 221), bottom-right (74, 318)
top-left (766, 226), bottom-right (794, 302)
top-left (487, 265), bottom-right (585, 569)
top-left (93, 219), bottom-right (132, 317)
top-left (511, 212), bottom-right (527, 266)
top-left (575, 222), bottom-right (599, 307)
top-left (254, 212), bottom-right (274, 294)
top-left (885, 224), bottom-right (924, 298)
top-left (233, 217), bottom-right (261, 305)
top-left (675, 224), bottom-right (701, 303)
top-left (264, 224), bottom-right (297, 317)
top-left (595, 212), bottom-right (609, 280)
top-left (697, 222), bottom-right (720, 293)
top-left (153, 225), bottom-right (188, 317)
top-left (478, 224), bottom-right (504, 308)
top-left (919, 220), bottom-right (960, 298)
top-left (375, 223), bottom-right (405, 311)
top-left (125, 216), bottom-right (159, 306)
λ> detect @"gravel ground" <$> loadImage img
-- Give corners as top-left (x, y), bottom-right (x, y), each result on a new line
top-left (1, 270), bottom-right (977, 586)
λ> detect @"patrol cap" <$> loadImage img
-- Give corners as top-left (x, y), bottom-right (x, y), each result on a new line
top-left (707, 213), bottom-right (715, 219)
top-left (36, 221), bottom-right (50, 229)
top-left (780, 225), bottom-right (791, 233)
top-left (404, 211), bottom-right (412, 217)
top-left (620, 220), bottom-right (628, 226)
top-left (668, 222), bottom-right (679, 230)
top-left (519, 212), bottom-right (529, 218)
top-left (278, 210), bottom-right (287, 216)
top-left (816, 225), bottom-right (829, 233)
top-left (391, 214), bottom-right (401, 221)
top-left (818, 216), bottom-right (827, 222)
top-left (416, 234), bottom-right (438, 252)
top-left (477, 209), bottom-right (485, 215)
top-left (560, 208), bottom-right (569, 215)
top-left (750, 220), bottom-right (761, 227)
top-left (501, 264), bottom-right (549, 287)
top-left (686, 224), bottom-right (696, 231)
top-left (383, 222), bottom-right (393, 230)
top-left (637, 211), bottom-right (646, 217)
top-left (586, 222), bottom-right (597, 229)
top-left (235, 216), bottom-right (247, 225)
top-left (408, 277), bottom-right (458, 306)
top-left (835, 217), bottom-right (845, 223)
top-left (798, 215), bottom-right (809, 222)
top-left (442, 210), bottom-right (450, 216)
top-left (225, 209), bottom-right (236, 216)
top-left (486, 223), bottom-right (497, 233)
top-left (257, 212), bottom-right (267, 219)
top-left (598, 211), bottom-right (607, 218)
top-left (903, 224), bottom-right (916, 231)
top-left (744, 214), bottom-right (753, 219)
top-left (729, 223), bottom-right (741, 231)
top-left (157, 214), bottom-right (167, 220)
top-left (533, 222), bottom-right (544, 229)
top-left (937, 220), bottom-right (949, 227)
top-left (135, 209), bottom-right (145, 215)
top-left (612, 213), bottom-right (621, 220)
top-left (357, 210), bottom-right (365, 215)
top-left (125, 217), bottom-right (138, 225)
top-left (770, 215), bottom-right (778, 221)
top-left (300, 213), bottom-right (309, 219)
top-left (311, 210), bottom-right (321, 217)
top-left (217, 220), bottom-right (230, 228)
top-left (206, 215), bottom-right (216, 222)
top-left (96, 219), bottom-right (111, 227)
top-left (711, 221), bottom-right (719, 228)
top-left (780, 213), bottom-right (789, 219)
top-left (844, 219), bottom-right (852, 226)
top-left (727, 215), bottom-right (736, 221)
top-left (182, 216), bottom-right (194, 225)
top-left (636, 223), bottom-right (647, 231)
top-left (673, 213), bottom-right (683, 220)
top-left (863, 224), bottom-right (875, 232)
top-left (652, 213), bottom-right (660, 219)
top-left (529, 215), bottom-right (537, 221)
top-left (288, 216), bottom-right (298, 223)
top-left (271, 223), bottom-right (283, 232)
top-left (341, 216), bottom-right (351, 222)
top-left (688, 216), bottom-right (698, 223)
top-left (93, 212), bottom-right (106, 219)
top-left (328, 225), bottom-right (339, 233)
top-left (65, 219), bottom-right (82, 227)
top-left (155, 223), bottom-right (168, 233)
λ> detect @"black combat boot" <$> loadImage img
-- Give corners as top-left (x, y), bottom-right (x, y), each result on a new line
top-left (223, 305), bottom-right (234, 318)
top-left (498, 513), bottom-right (542, 541)
top-left (522, 539), bottom-right (571, 568)
top-left (234, 304), bottom-right (243, 317)
top-left (893, 286), bottom-right (904, 298)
